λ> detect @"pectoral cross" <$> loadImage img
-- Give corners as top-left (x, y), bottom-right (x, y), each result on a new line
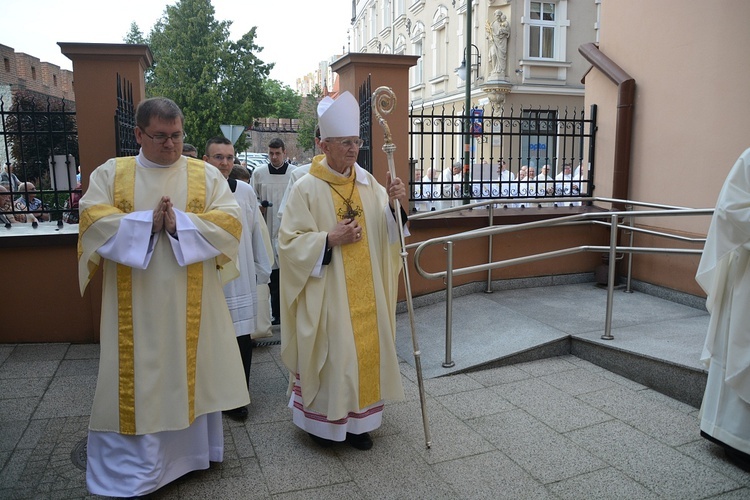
top-left (338, 202), bottom-right (362, 220)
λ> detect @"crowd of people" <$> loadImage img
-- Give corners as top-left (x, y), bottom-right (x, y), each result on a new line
top-left (75, 94), bottom-right (409, 497)
top-left (0, 175), bottom-right (53, 224)
top-left (0, 161), bottom-right (84, 224)
top-left (6, 92), bottom-right (746, 496)
top-left (413, 160), bottom-right (587, 211)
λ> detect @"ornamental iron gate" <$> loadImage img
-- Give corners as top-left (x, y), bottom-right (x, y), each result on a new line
top-left (408, 104), bottom-right (597, 212)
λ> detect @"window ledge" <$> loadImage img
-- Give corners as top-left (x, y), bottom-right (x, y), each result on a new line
top-left (519, 59), bottom-right (573, 68)
top-left (429, 74), bottom-right (448, 85)
top-left (409, 0), bottom-right (426, 15)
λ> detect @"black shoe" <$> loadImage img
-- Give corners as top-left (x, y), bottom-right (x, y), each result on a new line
top-left (222, 406), bottom-right (248, 421)
top-left (725, 447), bottom-right (750, 473)
top-left (308, 432), bottom-right (335, 448)
top-left (345, 432), bottom-right (373, 450)
top-left (271, 317), bottom-right (280, 326)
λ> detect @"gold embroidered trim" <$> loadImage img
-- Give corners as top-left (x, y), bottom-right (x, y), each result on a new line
top-left (185, 263), bottom-right (202, 423)
top-left (198, 210), bottom-right (242, 241)
top-left (114, 157), bottom-right (137, 434)
top-left (117, 263), bottom-right (136, 434)
top-left (77, 205), bottom-right (121, 260)
top-left (310, 161), bottom-right (381, 408)
top-left (184, 157), bottom-right (205, 421)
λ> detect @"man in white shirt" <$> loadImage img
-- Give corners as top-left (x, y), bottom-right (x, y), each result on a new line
top-left (204, 136), bottom-right (272, 421)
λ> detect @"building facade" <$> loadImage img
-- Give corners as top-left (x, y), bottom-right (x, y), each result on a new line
top-left (348, 0), bottom-right (598, 183)
top-left (350, 0), bottom-right (597, 110)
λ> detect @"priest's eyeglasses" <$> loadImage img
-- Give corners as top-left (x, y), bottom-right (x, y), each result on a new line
top-left (140, 129), bottom-right (187, 145)
top-left (327, 138), bottom-right (364, 148)
top-left (210, 154), bottom-right (235, 163)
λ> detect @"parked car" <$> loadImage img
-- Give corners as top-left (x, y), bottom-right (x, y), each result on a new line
top-left (237, 152), bottom-right (269, 165)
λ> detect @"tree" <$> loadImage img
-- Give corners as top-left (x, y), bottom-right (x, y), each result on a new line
top-left (144, 0), bottom-right (272, 153)
top-left (4, 91), bottom-right (78, 182)
top-left (296, 84), bottom-right (324, 153)
top-left (263, 79), bottom-right (302, 119)
top-left (123, 22), bottom-right (147, 45)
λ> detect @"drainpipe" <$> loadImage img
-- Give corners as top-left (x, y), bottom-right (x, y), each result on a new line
top-left (578, 43), bottom-right (635, 209)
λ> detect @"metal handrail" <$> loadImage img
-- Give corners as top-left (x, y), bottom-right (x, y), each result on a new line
top-left (408, 196), bottom-right (713, 367)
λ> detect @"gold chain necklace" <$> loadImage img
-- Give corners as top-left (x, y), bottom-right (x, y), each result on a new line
top-left (327, 178), bottom-right (362, 220)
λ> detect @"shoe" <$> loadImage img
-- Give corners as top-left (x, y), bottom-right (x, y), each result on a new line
top-left (271, 317), bottom-right (280, 326)
top-left (308, 432), bottom-right (335, 448)
top-left (725, 447), bottom-right (750, 473)
top-left (345, 432), bottom-right (373, 450)
top-left (222, 406), bottom-right (248, 421)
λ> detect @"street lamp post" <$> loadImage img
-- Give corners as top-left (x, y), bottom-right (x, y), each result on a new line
top-left (462, 1), bottom-right (472, 205)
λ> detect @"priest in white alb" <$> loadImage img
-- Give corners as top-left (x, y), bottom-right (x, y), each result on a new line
top-left (696, 147), bottom-right (750, 472)
top-left (204, 136), bottom-right (272, 421)
top-left (278, 91), bottom-right (407, 451)
top-left (78, 97), bottom-right (250, 497)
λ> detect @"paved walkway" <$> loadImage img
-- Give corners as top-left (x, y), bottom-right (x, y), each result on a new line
top-left (1, 282), bottom-right (748, 499)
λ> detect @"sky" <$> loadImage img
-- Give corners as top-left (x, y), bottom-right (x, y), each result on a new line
top-left (2, 0), bottom-right (353, 88)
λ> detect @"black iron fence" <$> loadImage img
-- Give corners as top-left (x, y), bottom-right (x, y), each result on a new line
top-left (408, 104), bottom-right (597, 212)
top-left (357, 74), bottom-right (373, 173)
top-left (0, 91), bottom-right (80, 226)
top-left (114, 74), bottom-right (138, 157)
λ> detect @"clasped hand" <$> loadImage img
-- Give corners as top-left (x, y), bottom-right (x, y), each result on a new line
top-left (152, 196), bottom-right (176, 236)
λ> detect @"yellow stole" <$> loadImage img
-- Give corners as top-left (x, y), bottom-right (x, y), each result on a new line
top-left (309, 161), bottom-right (381, 408)
top-left (110, 157), bottom-right (206, 434)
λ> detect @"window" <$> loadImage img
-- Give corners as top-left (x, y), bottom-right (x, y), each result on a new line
top-left (382, 0), bottom-right (392, 30)
top-left (369, 4), bottom-right (377, 39)
top-left (411, 21), bottom-right (425, 86)
top-left (413, 39), bottom-right (424, 85)
top-left (3, 58), bottom-right (9, 72)
top-left (520, 110), bottom-right (557, 170)
top-left (431, 6), bottom-right (449, 79)
top-left (529, 1), bottom-right (556, 58)
top-left (31, 66), bottom-right (37, 80)
top-left (395, 35), bottom-right (406, 55)
top-left (53, 74), bottom-right (57, 87)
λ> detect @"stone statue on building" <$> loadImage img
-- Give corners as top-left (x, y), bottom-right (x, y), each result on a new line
top-left (486, 10), bottom-right (510, 81)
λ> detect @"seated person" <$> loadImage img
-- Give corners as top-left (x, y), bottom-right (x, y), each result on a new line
top-left (0, 163), bottom-right (21, 192)
top-left (14, 182), bottom-right (48, 222)
top-left (62, 182), bottom-right (83, 224)
top-left (0, 185), bottom-right (20, 225)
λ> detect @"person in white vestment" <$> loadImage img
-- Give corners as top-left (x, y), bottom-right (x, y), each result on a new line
top-left (278, 91), bottom-right (407, 451)
top-left (417, 167), bottom-right (440, 212)
top-left (696, 147), bottom-right (750, 472)
top-left (436, 161), bottom-right (462, 209)
top-left (278, 127), bottom-right (321, 220)
top-left (555, 163), bottom-right (574, 199)
top-left (228, 162), bottom-right (275, 339)
top-left (78, 98), bottom-right (250, 497)
top-left (252, 138), bottom-right (297, 326)
top-left (536, 165), bottom-right (554, 206)
top-left (204, 136), bottom-right (272, 420)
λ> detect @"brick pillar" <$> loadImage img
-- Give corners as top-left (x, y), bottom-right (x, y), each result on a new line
top-left (330, 54), bottom-right (419, 188)
top-left (58, 43), bottom-right (152, 342)
top-left (58, 43), bottom-right (153, 190)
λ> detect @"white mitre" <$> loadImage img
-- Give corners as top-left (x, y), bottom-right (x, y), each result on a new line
top-left (317, 91), bottom-right (360, 140)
